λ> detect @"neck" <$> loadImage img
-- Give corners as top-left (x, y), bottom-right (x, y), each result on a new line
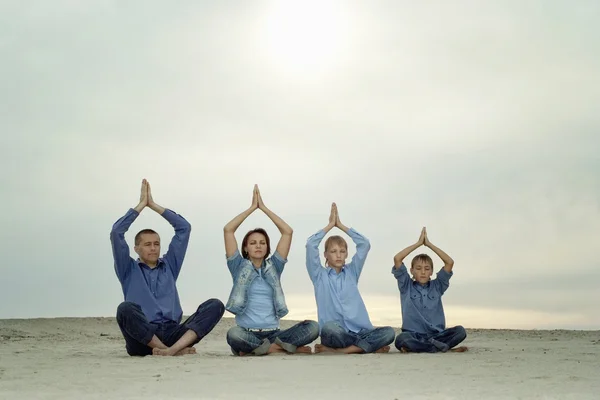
top-left (141, 259), bottom-right (158, 268)
top-left (249, 257), bottom-right (263, 268)
top-left (331, 265), bottom-right (343, 274)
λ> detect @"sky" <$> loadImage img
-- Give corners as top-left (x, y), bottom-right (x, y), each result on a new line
top-left (1, 0), bottom-right (599, 329)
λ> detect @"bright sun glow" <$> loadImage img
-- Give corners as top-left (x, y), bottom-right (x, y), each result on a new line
top-left (261, 0), bottom-right (352, 77)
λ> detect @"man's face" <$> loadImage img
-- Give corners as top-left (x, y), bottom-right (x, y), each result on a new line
top-left (134, 233), bottom-right (161, 265)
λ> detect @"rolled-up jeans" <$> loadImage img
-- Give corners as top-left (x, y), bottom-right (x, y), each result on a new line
top-left (394, 325), bottom-right (467, 353)
top-left (227, 320), bottom-right (320, 355)
top-left (320, 321), bottom-right (395, 353)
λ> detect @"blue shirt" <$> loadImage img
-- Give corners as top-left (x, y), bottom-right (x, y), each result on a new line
top-left (226, 251), bottom-right (286, 329)
top-left (110, 208), bottom-right (191, 324)
top-left (391, 263), bottom-right (452, 334)
top-left (306, 228), bottom-right (373, 333)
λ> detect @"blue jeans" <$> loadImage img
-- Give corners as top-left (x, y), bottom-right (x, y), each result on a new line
top-left (320, 321), bottom-right (395, 353)
top-left (116, 299), bottom-right (225, 356)
top-left (395, 325), bottom-right (467, 353)
top-left (227, 320), bottom-right (320, 355)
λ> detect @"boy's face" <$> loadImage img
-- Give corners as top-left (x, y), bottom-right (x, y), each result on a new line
top-left (324, 244), bottom-right (347, 268)
top-left (410, 260), bottom-right (433, 284)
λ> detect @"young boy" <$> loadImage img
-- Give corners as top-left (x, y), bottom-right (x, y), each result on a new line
top-left (391, 227), bottom-right (467, 353)
top-left (306, 203), bottom-right (395, 354)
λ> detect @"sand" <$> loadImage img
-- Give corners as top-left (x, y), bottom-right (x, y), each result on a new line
top-left (0, 317), bottom-right (598, 400)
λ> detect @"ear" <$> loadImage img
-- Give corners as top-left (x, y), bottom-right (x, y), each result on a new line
top-left (133, 245), bottom-right (141, 256)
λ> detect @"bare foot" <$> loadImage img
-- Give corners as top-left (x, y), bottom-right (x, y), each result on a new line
top-left (399, 347), bottom-right (410, 353)
top-left (267, 343), bottom-right (287, 355)
top-left (450, 346), bottom-right (469, 353)
top-left (152, 347), bottom-right (177, 356)
top-left (174, 347), bottom-right (196, 356)
top-left (314, 344), bottom-right (336, 353)
top-left (295, 346), bottom-right (312, 354)
top-left (375, 346), bottom-right (390, 353)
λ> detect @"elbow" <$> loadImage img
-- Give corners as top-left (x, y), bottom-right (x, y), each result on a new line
top-left (284, 228), bottom-right (294, 236)
top-left (109, 229), bottom-right (120, 241)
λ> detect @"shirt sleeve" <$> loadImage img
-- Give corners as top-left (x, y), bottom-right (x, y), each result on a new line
top-left (109, 208), bottom-right (139, 283)
top-left (226, 250), bottom-right (245, 278)
top-left (305, 230), bottom-right (326, 283)
top-left (161, 209), bottom-right (192, 280)
top-left (391, 263), bottom-right (411, 293)
top-left (270, 251), bottom-right (287, 275)
top-left (432, 267), bottom-right (453, 295)
top-left (345, 228), bottom-right (371, 281)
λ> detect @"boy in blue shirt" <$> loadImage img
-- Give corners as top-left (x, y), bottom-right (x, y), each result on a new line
top-left (307, 203), bottom-right (395, 354)
top-left (391, 227), bottom-right (468, 353)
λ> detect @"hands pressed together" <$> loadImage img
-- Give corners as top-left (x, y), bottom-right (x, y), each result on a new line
top-left (134, 179), bottom-right (165, 214)
top-left (417, 227), bottom-right (432, 248)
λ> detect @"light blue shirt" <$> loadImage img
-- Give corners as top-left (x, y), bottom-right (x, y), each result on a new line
top-left (391, 263), bottom-right (452, 334)
top-left (306, 228), bottom-right (373, 333)
top-left (110, 208), bottom-right (191, 324)
top-left (226, 251), bottom-right (285, 329)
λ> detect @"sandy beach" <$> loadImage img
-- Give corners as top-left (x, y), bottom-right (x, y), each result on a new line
top-left (0, 317), bottom-right (598, 400)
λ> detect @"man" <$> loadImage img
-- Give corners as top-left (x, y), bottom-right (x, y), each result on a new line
top-left (110, 179), bottom-right (224, 356)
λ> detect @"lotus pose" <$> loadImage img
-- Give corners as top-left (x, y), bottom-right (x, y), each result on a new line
top-left (306, 203), bottom-right (395, 354)
top-left (224, 185), bottom-right (319, 356)
top-left (110, 179), bottom-right (224, 356)
top-left (391, 227), bottom-right (468, 353)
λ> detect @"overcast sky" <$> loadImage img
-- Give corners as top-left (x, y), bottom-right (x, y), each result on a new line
top-left (1, 1), bottom-right (599, 329)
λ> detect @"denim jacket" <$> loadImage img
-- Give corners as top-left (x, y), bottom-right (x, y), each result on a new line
top-left (225, 250), bottom-right (289, 318)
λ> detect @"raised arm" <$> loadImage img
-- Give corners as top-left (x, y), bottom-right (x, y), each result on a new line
top-left (144, 182), bottom-right (191, 279)
top-left (393, 227), bottom-right (425, 268)
top-left (424, 228), bottom-right (454, 273)
top-left (223, 186), bottom-right (258, 258)
top-left (305, 203), bottom-right (336, 282)
top-left (256, 185), bottom-right (293, 259)
top-left (110, 180), bottom-right (148, 281)
top-left (335, 204), bottom-right (371, 278)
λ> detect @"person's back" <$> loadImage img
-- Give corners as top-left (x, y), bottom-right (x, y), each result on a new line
top-left (391, 227), bottom-right (468, 353)
top-left (306, 203), bottom-right (395, 354)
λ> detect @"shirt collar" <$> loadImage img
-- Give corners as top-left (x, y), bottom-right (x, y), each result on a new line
top-left (136, 258), bottom-right (165, 269)
top-left (326, 265), bottom-right (346, 275)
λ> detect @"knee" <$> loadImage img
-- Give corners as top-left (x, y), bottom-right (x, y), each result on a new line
top-left (226, 326), bottom-right (246, 345)
top-left (454, 325), bottom-right (467, 340)
top-left (203, 298), bottom-right (225, 315)
top-left (394, 332), bottom-right (413, 348)
top-left (116, 302), bottom-right (138, 320)
top-left (321, 321), bottom-right (343, 337)
top-left (304, 320), bottom-right (320, 341)
top-left (381, 327), bottom-right (396, 344)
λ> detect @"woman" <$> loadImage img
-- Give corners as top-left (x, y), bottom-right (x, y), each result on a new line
top-left (224, 185), bottom-right (319, 356)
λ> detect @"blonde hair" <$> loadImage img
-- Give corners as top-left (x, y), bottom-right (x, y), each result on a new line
top-left (411, 253), bottom-right (433, 268)
top-left (324, 235), bottom-right (348, 252)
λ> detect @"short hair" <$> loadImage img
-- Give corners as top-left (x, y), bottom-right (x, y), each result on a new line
top-left (324, 235), bottom-right (348, 252)
top-left (241, 228), bottom-right (271, 259)
top-left (135, 229), bottom-right (159, 246)
top-left (411, 253), bottom-right (433, 268)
